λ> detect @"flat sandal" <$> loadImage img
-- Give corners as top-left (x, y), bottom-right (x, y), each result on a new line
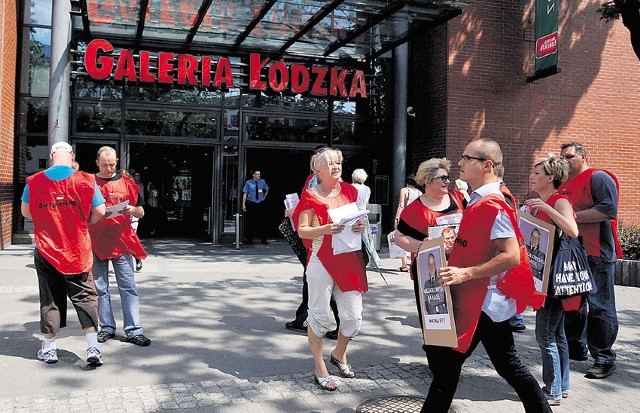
top-left (330, 353), bottom-right (355, 378)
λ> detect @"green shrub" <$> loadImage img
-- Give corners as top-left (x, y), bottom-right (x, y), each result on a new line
top-left (618, 224), bottom-right (640, 261)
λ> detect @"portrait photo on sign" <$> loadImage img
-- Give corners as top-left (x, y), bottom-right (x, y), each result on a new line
top-left (428, 224), bottom-right (459, 255)
top-left (417, 244), bottom-right (449, 324)
top-left (517, 211), bottom-right (556, 294)
top-left (416, 238), bottom-right (457, 347)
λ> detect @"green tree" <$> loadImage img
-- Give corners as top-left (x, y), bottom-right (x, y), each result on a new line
top-left (598, 0), bottom-right (640, 60)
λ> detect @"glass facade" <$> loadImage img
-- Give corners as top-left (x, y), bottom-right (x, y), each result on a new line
top-left (18, 1), bottom-right (410, 241)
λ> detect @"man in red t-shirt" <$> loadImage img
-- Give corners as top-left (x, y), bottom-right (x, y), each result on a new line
top-left (21, 142), bottom-right (106, 366)
top-left (90, 146), bottom-right (151, 347)
top-left (559, 141), bottom-right (621, 379)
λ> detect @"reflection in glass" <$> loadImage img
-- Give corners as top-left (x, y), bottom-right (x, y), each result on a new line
top-left (75, 105), bottom-right (122, 134)
top-left (125, 110), bottom-right (216, 139)
top-left (244, 115), bottom-right (328, 144)
top-left (332, 118), bottom-right (369, 146)
top-left (125, 82), bottom-right (222, 105)
top-left (27, 0), bottom-right (53, 25)
top-left (28, 28), bottom-right (51, 96)
top-left (74, 78), bottom-right (122, 99)
top-left (242, 92), bottom-right (329, 113)
top-left (26, 97), bottom-right (49, 134)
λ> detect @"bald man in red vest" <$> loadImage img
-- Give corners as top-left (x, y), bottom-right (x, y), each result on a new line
top-left (21, 142), bottom-right (106, 366)
top-left (421, 139), bottom-right (550, 413)
top-left (559, 141), bottom-right (622, 379)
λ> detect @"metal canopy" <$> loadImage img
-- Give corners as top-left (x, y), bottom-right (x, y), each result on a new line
top-left (71, 0), bottom-right (466, 63)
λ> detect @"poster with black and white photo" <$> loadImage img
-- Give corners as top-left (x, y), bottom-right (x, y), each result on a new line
top-left (518, 211), bottom-right (556, 294)
top-left (416, 239), bottom-right (457, 347)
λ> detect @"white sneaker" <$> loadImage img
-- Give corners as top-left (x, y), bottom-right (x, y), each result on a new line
top-left (86, 346), bottom-right (103, 366)
top-left (37, 347), bottom-right (58, 364)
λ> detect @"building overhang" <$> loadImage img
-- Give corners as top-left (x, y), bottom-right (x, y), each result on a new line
top-left (70, 0), bottom-right (467, 64)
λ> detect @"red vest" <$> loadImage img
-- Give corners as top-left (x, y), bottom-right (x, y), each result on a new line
top-left (90, 174), bottom-right (147, 260)
top-left (558, 168), bottom-right (622, 258)
top-left (293, 182), bottom-right (367, 293)
top-left (28, 171), bottom-right (96, 274)
top-left (449, 194), bottom-right (545, 353)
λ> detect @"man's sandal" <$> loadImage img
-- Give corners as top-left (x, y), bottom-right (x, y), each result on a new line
top-left (330, 353), bottom-right (356, 378)
top-left (313, 374), bottom-right (337, 391)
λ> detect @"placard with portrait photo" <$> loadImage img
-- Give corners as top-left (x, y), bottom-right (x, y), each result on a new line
top-left (416, 238), bottom-right (458, 347)
top-left (428, 224), bottom-right (460, 256)
top-left (517, 211), bottom-right (556, 294)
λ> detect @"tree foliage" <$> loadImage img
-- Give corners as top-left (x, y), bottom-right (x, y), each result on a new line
top-left (597, 0), bottom-right (640, 60)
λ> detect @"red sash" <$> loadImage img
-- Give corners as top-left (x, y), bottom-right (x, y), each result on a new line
top-left (28, 171), bottom-right (96, 274)
top-left (558, 168), bottom-right (622, 258)
top-left (293, 182), bottom-right (367, 293)
top-left (90, 174), bottom-right (147, 261)
top-left (449, 194), bottom-right (545, 353)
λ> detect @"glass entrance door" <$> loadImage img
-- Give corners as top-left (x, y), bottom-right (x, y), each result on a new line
top-left (129, 143), bottom-right (215, 239)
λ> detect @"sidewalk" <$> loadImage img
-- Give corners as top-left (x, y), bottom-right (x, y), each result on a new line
top-left (0, 239), bottom-right (638, 412)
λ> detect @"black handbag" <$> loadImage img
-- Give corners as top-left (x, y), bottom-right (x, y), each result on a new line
top-left (550, 236), bottom-right (596, 298)
top-left (278, 217), bottom-right (308, 266)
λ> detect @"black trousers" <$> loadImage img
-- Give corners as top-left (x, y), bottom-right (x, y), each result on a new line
top-left (244, 201), bottom-right (267, 243)
top-left (35, 249), bottom-right (99, 335)
top-left (422, 312), bottom-right (551, 413)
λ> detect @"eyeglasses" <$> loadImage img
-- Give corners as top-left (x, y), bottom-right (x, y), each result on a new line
top-left (460, 154), bottom-right (486, 162)
top-left (434, 175), bottom-right (451, 182)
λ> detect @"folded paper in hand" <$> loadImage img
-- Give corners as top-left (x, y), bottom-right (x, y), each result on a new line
top-left (327, 203), bottom-right (368, 255)
top-left (104, 200), bottom-right (129, 219)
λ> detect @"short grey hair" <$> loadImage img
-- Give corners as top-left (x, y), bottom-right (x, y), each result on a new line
top-left (351, 168), bottom-right (368, 184)
top-left (96, 146), bottom-right (117, 159)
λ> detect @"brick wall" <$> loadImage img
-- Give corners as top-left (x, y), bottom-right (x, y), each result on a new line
top-left (439, 0), bottom-right (640, 225)
top-left (0, 0), bottom-right (17, 249)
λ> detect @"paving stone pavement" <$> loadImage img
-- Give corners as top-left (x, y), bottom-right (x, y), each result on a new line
top-left (0, 240), bottom-right (638, 413)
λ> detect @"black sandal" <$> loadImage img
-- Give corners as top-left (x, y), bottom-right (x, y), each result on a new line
top-left (330, 353), bottom-right (355, 378)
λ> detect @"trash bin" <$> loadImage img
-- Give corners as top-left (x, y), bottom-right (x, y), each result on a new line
top-left (368, 203), bottom-right (382, 251)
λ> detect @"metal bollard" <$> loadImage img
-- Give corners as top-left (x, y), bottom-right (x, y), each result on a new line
top-left (235, 213), bottom-right (241, 249)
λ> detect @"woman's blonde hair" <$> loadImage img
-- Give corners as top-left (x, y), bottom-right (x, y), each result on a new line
top-left (351, 168), bottom-right (368, 184)
top-left (415, 158), bottom-right (451, 186)
top-left (534, 154), bottom-right (569, 189)
top-left (310, 147), bottom-right (343, 174)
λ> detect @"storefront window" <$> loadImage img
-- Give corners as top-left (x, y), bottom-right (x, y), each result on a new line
top-left (242, 92), bottom-right (330, 113)
top-left (75, 105), bottom-right (122, 134)
top-left (331, 117), bottom-right (370, 146)
top-left (244, 114), bottom-right (328, 143)
top-left (25, 97), bottom-right (48, 134)
top-left (26, 0), bottom-right (52, 25)
top-left (125, 83), bottom-right (222, 105)
top-left (28, 27), bottom-right (51, 96)
top-left (74, 78), bottom-right (123, 99)
top-left (125, 109), bottom-right (217, 139)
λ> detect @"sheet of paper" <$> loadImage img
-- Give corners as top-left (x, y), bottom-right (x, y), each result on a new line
top-left (327, 203), bottom-right (363, 255)
top-left (435, 213), bottom-right (462, 225)
top-left (104, 200), bottom-right (129, 219)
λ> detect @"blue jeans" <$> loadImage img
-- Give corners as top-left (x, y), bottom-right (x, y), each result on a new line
top-left (565, 257), bottom-right (618, 365)
top-left (509, 313), bottom-right (526, 329)
top-left (535, 297), bottom-right (569, 398)
top-left (93, 254), bottom-right (143, 337)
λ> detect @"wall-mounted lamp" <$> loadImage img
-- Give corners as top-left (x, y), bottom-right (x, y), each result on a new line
top-left (407, 107), bottom-right (416, 118)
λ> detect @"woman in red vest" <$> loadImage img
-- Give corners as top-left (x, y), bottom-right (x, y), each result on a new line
top-left (394, 158), bottom-right (464, 334)
top-left (524, 155), bottom-right (579, 406)
top-left (293, 147), bottom-right (367, 391)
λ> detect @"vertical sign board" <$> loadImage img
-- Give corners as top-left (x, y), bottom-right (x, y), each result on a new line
top-left (535, 0), bottom-right (559, 73)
